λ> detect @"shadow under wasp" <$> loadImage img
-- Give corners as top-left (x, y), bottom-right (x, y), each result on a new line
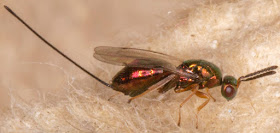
top-left (4, 5), bottom-right (278, 128)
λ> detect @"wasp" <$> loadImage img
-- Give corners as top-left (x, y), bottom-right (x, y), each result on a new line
top-left (4, 5), bottom-right (278, 128)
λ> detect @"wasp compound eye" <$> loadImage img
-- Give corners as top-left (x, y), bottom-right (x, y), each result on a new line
top-left (221, 76), bottom-right (238, 101)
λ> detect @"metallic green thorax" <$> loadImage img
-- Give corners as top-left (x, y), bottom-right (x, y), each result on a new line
top-left (176, 60), bottom-right (222, 90)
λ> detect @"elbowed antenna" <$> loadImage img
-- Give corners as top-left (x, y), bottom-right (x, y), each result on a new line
top-left (4, 5), bottom-right (113, 89)
top-left (237, 65), bottom-right (278, 87)
top-left (239, 65), bottom-right (278, 81)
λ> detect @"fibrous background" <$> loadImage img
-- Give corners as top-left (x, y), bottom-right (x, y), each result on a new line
top-left (0, 0), bottom-right (279, 132)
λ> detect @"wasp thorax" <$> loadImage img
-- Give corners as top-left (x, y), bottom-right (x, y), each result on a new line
top-left (221, 75), bottom-right (238, 101)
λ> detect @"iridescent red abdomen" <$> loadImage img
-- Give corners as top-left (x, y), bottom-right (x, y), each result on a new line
top-left (111, 67), bottom-right (173, 97)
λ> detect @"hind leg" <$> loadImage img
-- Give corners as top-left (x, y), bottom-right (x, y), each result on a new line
top-left (176, 84), bottom-right (199, 126)
top-left (128, 74), bottom-right (176, 103)
top-left (108, 92), bottom-right (122, 101)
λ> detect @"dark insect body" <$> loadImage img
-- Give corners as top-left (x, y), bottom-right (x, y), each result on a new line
top-left (111, 67), bottom-right (173, 97)
top-left (4, 5), bottom-right (278, 128)
top-left (112, 60), bottom-right (222, 97)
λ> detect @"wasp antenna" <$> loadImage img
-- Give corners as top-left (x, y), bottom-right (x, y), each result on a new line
top-left (240, 71), bottom-right (276, 81)
top-left (4, 5), bottom-right (113, 88)
top-left (239, 65), bottom-right (278, 81)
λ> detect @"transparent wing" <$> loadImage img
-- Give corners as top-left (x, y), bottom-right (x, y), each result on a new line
top-left (94, 46), bottom-right (198, 79)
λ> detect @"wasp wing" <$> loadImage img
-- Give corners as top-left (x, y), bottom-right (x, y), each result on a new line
top-left (94, 46), bottom-right (197, 79)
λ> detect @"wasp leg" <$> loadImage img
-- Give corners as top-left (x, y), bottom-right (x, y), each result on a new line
top-left (177, 84), bottom-right (199, 127)
top-left (127, 87), bottom-right (154, 103)
top-left (193, 89), bottom-right (213, 129)
top-left (108, 92), bottom-right (122, 101)
top-left (128, 74), bottom-right (176, 103)
top-left (206, 87), bottom-right (216, 102)
top-left (174, 85), bottom-right (193, 93)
